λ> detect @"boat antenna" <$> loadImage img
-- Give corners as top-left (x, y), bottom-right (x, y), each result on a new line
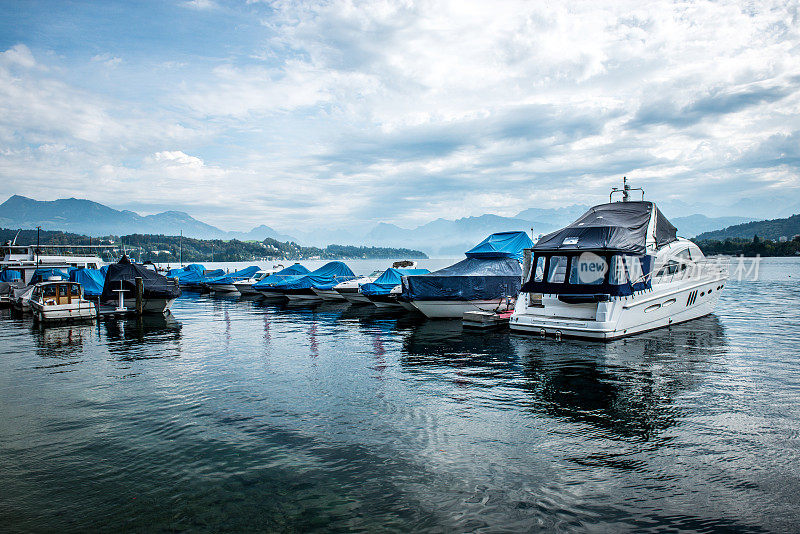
top-left (12, 229), bottom-right (20, 245)
top-left (610, 176), bottom-right (644, 202)
top-left (36, 226), bottom-right (40, 265)
top-left (179, 230), bottom-right (183, 267)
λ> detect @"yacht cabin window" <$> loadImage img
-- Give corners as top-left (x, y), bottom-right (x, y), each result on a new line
top-left (532, 256), bottom-right (545, 282)
top-left (547, 256), bottom-right (568, 284)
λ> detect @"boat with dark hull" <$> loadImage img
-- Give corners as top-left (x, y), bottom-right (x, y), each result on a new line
top-left (100, 256), bottom-right (181, 314)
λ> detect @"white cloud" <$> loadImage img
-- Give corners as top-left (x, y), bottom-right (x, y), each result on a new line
top-left (2, 1), bottom-right (800, 233)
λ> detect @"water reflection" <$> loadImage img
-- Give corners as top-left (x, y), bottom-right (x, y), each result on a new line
top-left (401, 315), bottom-right (727, 440)
top-left (30, 323), bottom-right (95, 372)
top-left (102, 313), bottom-right (182, 362)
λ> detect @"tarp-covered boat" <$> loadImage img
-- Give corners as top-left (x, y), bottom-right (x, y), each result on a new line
top-left (402, 231), bottom-right (534, 318)
top-left (166, 264), bottom-right (224, 291)
top-left (361, 268), bottom-right (429, 307)
top-left (253, 264), bottom-right (311, 299)
top-left (205, 265), bottom-right (261, 293)
top-left (271, 261), bottom-right (356, 301)
top-left (69, 268), bottom-right (106, 298)
top-left (101, 256), bottom-right (181, 313)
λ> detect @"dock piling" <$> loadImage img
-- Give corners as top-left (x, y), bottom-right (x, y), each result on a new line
top-left (135, 277), bottom-right (143, 315)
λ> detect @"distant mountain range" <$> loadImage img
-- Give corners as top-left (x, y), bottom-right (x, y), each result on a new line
top-left (0, 195), bottom-right (297, 242)
top-left (0, 194), bottom-right (767, 255)
top-left (695, 214), bottom-right (800, 241)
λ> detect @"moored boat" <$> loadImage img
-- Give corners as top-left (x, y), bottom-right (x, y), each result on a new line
top-left (253, 264), bottom-right (311, 300)
top-left (274, 261), bottom-right (356, 301)
top-left (30, 280), bottom-right (96, 323)
top-left (361, 268), bottom-right (429, 307)
top-left (233, 265), bottom-right (285, 295)
top-left (401, 231), bottom-right (533, 318)
top-left (509, 179), bottom-right (728, 340)
top-left (100, 256), bottom-right (181, 314)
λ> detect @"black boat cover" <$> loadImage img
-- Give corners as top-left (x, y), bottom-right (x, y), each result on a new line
top-left (100, 256), bottom-right (181, 302)
top-left (534, 201), bottom-right (676, 254)
top-left (401, 257), bottom-right (521, 302)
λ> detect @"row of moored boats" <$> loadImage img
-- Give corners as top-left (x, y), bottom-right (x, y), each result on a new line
top-left (1, 181), bottom-right (729, 339)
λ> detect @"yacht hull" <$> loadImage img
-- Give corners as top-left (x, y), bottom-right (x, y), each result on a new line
top-left (411, 299), bottom-right (509, 319)
top-left (233, 282), bottom-right (259, 295)
top-left (337, 288), bottom-right (371, 304)
top-left (510, 279), bottom-right (725, 340)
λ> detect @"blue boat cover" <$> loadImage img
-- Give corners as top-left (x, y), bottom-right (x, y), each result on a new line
top-left (465, 231), bottom-right (534, 261)
top-left (401, 257), bottom-right (521, 302)
top-left (253, 264), bottom-right (310, 289)
top-left (206, 265), bottom-right (261, 286)
top-left (166, 263), bottom-right (206, 279)
top-left (30, 268), bottom-right (70, 284)
top-left (69, 268), bottom-right (106, 297)
top-left (0, 269), bottom-right (21, 282)
top-left (360, 268), bottom-right (430, 296)
top-left (272, 261), bottom-right (356, 291)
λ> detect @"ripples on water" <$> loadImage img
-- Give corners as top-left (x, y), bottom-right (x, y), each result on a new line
top-left (1, 259), bottom-right (799, 532)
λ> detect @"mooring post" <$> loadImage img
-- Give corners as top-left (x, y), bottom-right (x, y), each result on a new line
top-left (135, 276), bottom-right (143, 316)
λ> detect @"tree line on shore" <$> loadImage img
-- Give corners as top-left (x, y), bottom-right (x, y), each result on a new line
top-left (0, 228), bottom-right (428, 262)
top-left (696, 235), bottom-right (800, 257)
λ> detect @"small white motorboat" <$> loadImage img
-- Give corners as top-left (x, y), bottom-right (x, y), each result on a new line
top-left (332, 271), bottom-right (383, 303)
top-left (29, 281), bottom-right (96, 323)
top-left (233, 266), bottom-right (284, 295)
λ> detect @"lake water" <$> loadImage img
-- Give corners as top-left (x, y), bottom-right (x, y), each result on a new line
top-left (1, 258), bottom-right (799, 532)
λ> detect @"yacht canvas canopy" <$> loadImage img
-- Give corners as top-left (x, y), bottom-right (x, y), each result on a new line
top-left (465, 231), bottom-right (534, 261)
top-left (401, 257), bottom-right (521, 302)
top-left (272, 261), bottom-right (356, 291)
top-left (359, 268), bottom-right (429, 296)
top-left (69, 268), bottom-right (106, 297)
top-left (533, 201), bottom-right (677, 255)
top-left (101, 256), bottom-right (181, 302)
top-left (253, 264), bottom-right (310, 289)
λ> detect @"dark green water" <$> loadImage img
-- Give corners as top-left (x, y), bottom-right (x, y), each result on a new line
top-left (1, 259), bottom-right (799, 532)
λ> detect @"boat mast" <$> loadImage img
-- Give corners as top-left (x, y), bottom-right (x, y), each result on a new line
top-left (36, 225), bottom-right (40, 266)
top-left (610, 176), bottom-right (644, 202)
top-left (180, 230), bottom-right (183, 267)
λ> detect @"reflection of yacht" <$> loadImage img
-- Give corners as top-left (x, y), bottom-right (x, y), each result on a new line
top-left (510, 179), bottom-right (728, 340)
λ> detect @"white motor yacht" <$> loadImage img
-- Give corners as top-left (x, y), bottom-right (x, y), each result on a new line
top-left (509, 179), bottom-right (728, 340)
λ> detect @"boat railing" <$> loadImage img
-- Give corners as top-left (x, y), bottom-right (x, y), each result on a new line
top-left (649, 257), bottom-right (729, 286)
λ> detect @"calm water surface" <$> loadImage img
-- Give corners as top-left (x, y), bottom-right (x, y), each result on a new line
top-left (1, 258), bottom-right (799, 532)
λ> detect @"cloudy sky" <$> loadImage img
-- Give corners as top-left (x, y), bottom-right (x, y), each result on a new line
top-left (1, 0), bottom-right (799, 233)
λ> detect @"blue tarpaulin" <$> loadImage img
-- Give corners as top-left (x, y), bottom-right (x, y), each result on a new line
top-left (0, 269), bottom-right (21, 282)
top-left (166, 264), bottom-right (206, 279)
top-left (253, 264), bottom-right (311, 289)
top-left (69, 268), bottom-right (106, 297)
top-left (30, 268), bottom-right (70, 285)
top-left (272, 261), bottom-right (355, 291)
top-left (167, 265), bottom-right (224, 288)
top-left (401, 232), bottom-right (530, 302)
top-left (401, 257), bottom-right (521, 302)
top-left (206, 265), bottom-right (261, 286)
top-left (465, 231), bottom-right (533, 261)
top-left (360, 268), bottom-right (429, 296)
